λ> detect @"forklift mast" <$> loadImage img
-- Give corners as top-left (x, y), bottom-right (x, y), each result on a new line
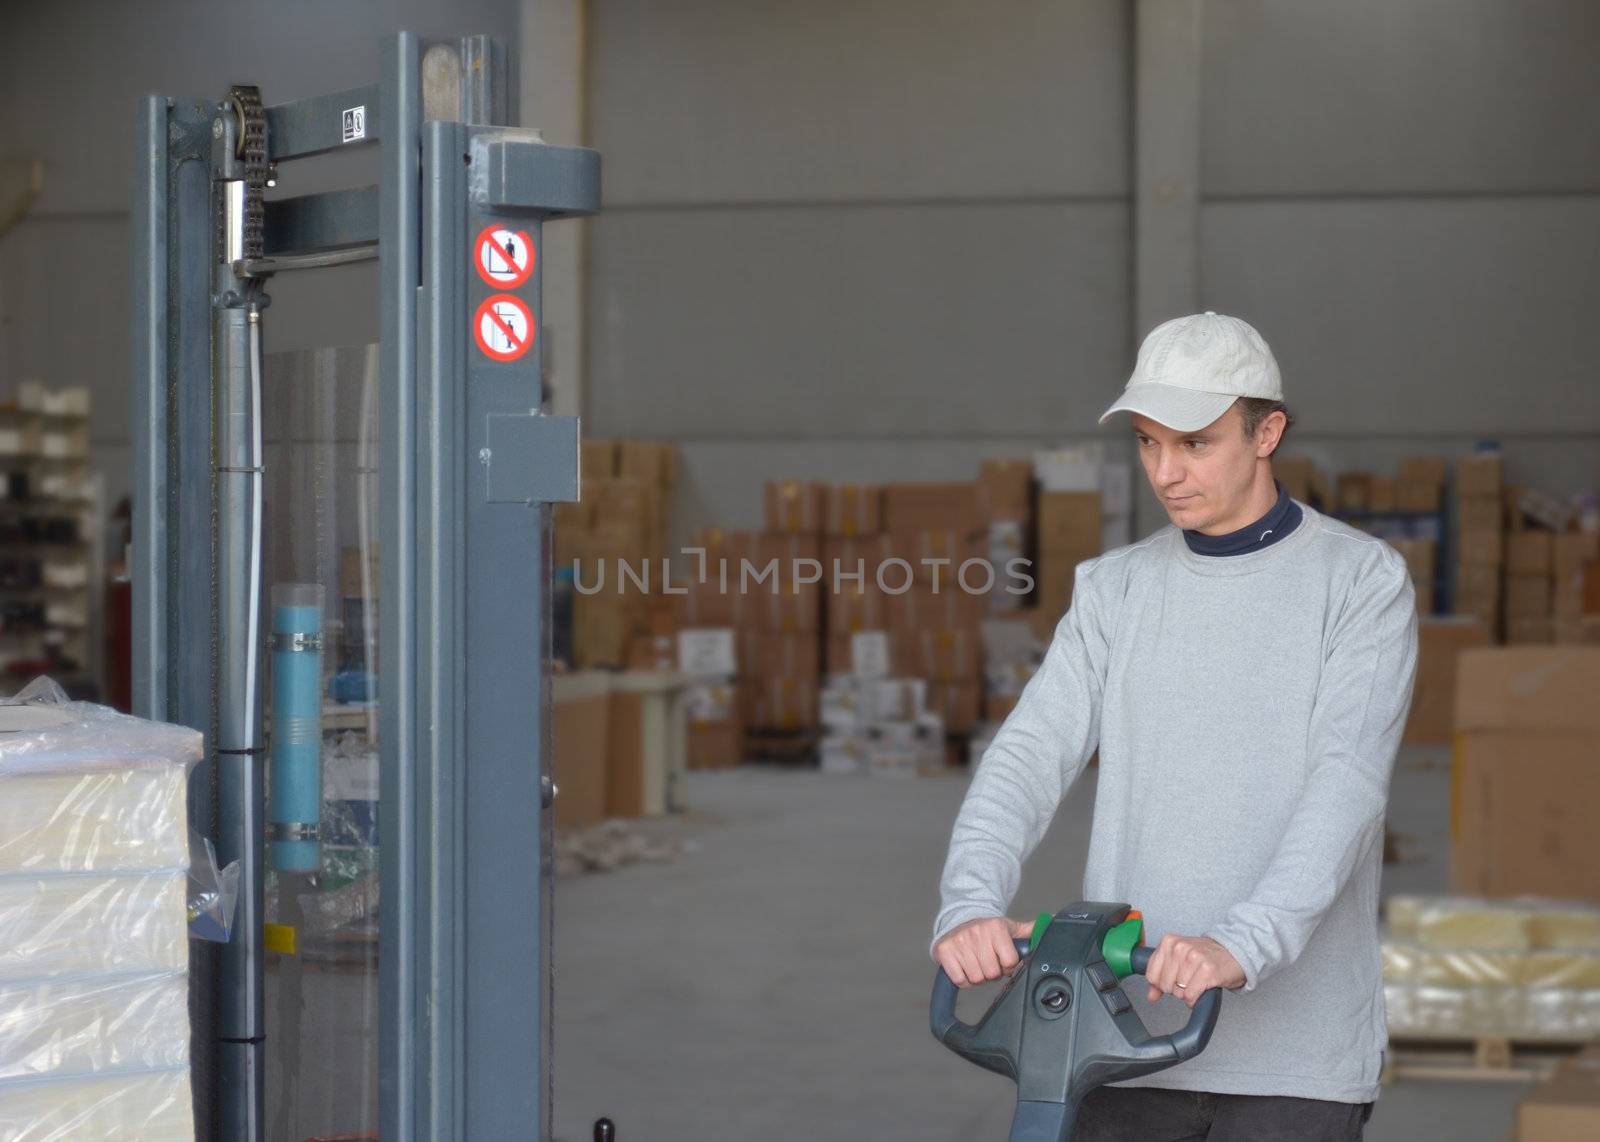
top-left (131, 32), bottom-right (598, 1141)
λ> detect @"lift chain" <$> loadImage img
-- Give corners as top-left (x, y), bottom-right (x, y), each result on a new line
top-left (228, 85), bottom-right (268, 261)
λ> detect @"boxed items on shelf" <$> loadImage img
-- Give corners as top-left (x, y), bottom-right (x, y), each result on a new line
top-left (1516, 1045), bottom-right (1600, 1141)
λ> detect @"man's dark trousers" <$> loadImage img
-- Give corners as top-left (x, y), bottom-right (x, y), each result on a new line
top-left (1076, 1086), bottom-right (1374, 1141)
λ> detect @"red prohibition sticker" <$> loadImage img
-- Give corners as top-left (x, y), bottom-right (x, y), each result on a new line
top-left (473, 294), bottom-right (536, 362)
top-left (474, 226), bottom-right (536, 289)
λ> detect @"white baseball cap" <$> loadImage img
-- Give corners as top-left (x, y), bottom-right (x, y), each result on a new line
top-left (1099, 311), bottom-right (1282, 432)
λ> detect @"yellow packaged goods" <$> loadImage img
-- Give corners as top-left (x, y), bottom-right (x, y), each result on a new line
top-left (1456, 453), bottom-right (1503, 495)
top-left (1414, 950), bottom-right (1522, 988)
top-left (824, 483), bottom-right (882, 537)
top-left (763, 479), bottom-right (826, 534)
top-left (1386, 896), bottom-right (1424, 941)
top-left (1520, 952), bottom-right (1600, 990)
top-left (1415, 899), bottom-right (1534, 952)
top-left (1530, 906), bottom-right (1600, 950)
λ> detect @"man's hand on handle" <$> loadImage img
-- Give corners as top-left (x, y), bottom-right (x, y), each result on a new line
top-left (1143, 934), bottom-right (1245, 1009)
top-left (933, 916), bottom-right (1036, 988)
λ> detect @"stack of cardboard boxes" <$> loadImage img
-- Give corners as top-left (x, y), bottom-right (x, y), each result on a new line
top-left (1505, 526), bottom-right (1600, 646)
top-left (883, 484), bottom-right (984, 741)
top-left (1454, 452), bottom-right (1505, 636)
top-left (818, 677), bottom-right (943, 776)
top-left (559, 439), bottom-right (679, 669)
top-left (977, 460), bottom-right (1032, 614)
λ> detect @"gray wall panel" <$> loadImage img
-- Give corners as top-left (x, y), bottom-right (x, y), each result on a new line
top-left (1202, 0), bottom-right (1600, 195)
top-left (1200, 198), bottom-right (1600, 434)
top-left (587, 202), bottom-right (1131, 438)
top-left (588, 0), bottom-right (1132, 204)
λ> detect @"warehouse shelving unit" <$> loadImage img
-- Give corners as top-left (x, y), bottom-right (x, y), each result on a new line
top-left (0, 381), bottom-right (102, 695)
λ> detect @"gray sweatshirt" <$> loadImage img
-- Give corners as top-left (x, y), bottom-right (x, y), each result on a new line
top-left (933, 505), bottom-right (1417, 1103)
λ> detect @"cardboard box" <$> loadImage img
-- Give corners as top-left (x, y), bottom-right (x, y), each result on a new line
top-left (742, 676), bottom-right (819, 729)
top-left (1034, 562), bottom-right (1076, 618)
top-left (1554, 575), bottom-right (1586, 620)
top-left (1337, 472), bottom-right (1370, 513)
top-left (675, 579), bottom-right (743, 629)
top-left (887, 583), bottom-right (984, 634)
top-left (581, 438), bottom-right (618, 479)
top-left (828, 583), bottom-right (888, 634)
top-left (1452, 648), bottom-right (1600, 900)
top-left (1387, 538), bottom-right (1437, 583)
top-left (1456, 495), bottom-right (1503, 532)
top-left (752, 533), bottom-right (825, 580)
top-left (1414, 581), bottom-right (1435, 616)
top-left (738, 629), bottom-right (821, 679)
top-left (687, 719), bottom-right (743, 769)
top-left (1553, 533), bottom-right (1600, 580)
top-left (624, 634), bottom-right (677, 671)
top-left (890, 528), bottom-right (985, 583)
top-left (1399, 456), bottom-right (1449, 486)
top-left (823, 534), bottom-right (894, 585)
top-left (900, 628), bottom-right (982, 681)
top-left (552, 672), bottom-right (611, 829)
top-left (978, 459), bottom-right (1032, 522)
top-left (1456, 454), bottom-right (1503, 496)
top-left (1273, 456), bottom-right (1319, 505)
top-left (1505, 575), bottom-right (1552, 621)
top-left (748, 582), bottom-right (821, 634)
top-left (824, 484), bottom-right (882, 537)
top-left (925, 681), bottom-right (980, 735)
top-left (1403, 617), bottom-right (1490, 744)
top-left (764, 480), bottom-right (826, 534)
top-left (1554, 616), bottom-right (1600, 646)
top-left (616, 440), bottom-right (677, 489)
top-left (1395, 481), bottom-right (1443, 513)
top-left (1505, 618), bottom-right (1553, 646)
top-left (985, 691), bottom-right (1021, 723)
top-left (1517, 1046), bottom-right (1600, 1141)
top-left (1368, 476), bottom-right (1397, 513)
top-left (1457, 529), bottom-right (1504, 566)
top-left (825, 630), bottom-right (906, 676)
top-left (1507, 531), bottom-right (1554, 577)
top-left (884, 483), bottom-right (980, 533)
top-left (1037, 492), bottom-right (1102, 553)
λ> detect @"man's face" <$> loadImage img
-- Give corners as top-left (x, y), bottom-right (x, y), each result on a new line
top-left (1131, 405), bottom-right (1279, 534)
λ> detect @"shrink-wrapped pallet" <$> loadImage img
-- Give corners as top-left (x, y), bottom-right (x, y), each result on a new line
top-left (0, 679), bottom-right (201, 1141)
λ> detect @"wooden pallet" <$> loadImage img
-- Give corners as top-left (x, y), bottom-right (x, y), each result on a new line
top-left (1384, 1035), bottom-right (1593, 1082)
top-left (741, 727), bottom-right (819, 765)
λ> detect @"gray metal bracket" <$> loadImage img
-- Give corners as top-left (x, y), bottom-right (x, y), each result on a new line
top-left (483, 414), bottom-right (580, 503)
top-left (468, 130), bottom-right (601, 217)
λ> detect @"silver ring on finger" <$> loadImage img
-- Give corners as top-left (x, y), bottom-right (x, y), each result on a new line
top-left (1176, 981), bottom-right (1188, 989)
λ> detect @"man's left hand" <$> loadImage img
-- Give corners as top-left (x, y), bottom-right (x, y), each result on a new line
top-left (1144, 935), bottom-right (1246, 1008)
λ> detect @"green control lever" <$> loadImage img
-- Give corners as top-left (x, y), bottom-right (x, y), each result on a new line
top-left (930, 902), bottom-right (1222, 1142)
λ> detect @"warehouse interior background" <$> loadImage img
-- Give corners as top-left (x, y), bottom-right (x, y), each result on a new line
top-left (1, 2), bottom-right (1598, 1141)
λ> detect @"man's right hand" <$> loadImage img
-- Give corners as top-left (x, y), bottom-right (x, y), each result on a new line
top-left (933, 916), bottom-right (1036, 988)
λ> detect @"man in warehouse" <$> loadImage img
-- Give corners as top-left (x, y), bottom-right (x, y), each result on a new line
top-left (931, 312), bottom-right (1417, 1140)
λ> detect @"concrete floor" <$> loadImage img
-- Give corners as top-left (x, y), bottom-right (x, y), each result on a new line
top-left (552, 743), bottom-right (1530, 1141)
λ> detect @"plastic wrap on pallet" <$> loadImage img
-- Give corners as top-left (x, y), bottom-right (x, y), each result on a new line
top-left (0, 972), bottom-right (190, 1081)
top-left (0, 677), bottom-right (199, 1140)
top-left (0, 1069), bottom-right (194, 1141)
top-left (1382, 895), bottom-right (1600, 1039)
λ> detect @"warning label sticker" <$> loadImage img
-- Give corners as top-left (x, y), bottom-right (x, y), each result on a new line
top-left (474, 294), bottom-right (536, 362)
top-left (474, 226), bottom-right (536, 289)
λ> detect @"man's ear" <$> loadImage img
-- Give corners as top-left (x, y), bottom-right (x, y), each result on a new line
top-left (1256, 410), bottom-right (1287, 458)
